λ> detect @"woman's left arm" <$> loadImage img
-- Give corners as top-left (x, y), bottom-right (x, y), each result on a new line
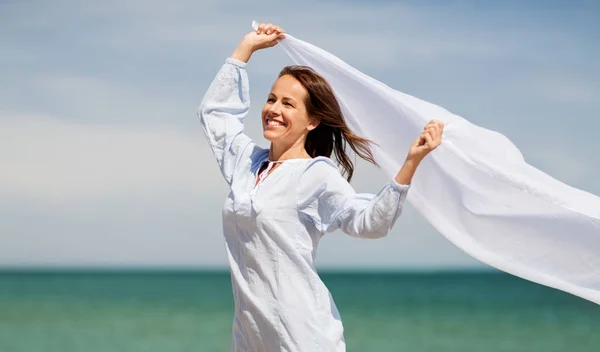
top-left (298, 159), bottom-right (409, 239)
top-left (297, 120), bottom-right (444, 239)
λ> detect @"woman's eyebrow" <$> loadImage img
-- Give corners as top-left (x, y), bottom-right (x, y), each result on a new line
top-left (281, 96), bottom-right (297, 103)
top-left (268, 93), bottom-right (297, 103)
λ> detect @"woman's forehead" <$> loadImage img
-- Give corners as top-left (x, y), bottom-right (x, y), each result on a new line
top-left (270, 75), bottom-right (308, 100)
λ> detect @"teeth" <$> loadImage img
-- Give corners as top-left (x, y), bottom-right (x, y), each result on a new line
top-left (267, 119), bottom-right (284, 127)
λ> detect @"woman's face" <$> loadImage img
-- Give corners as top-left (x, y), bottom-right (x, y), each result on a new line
top-left (261, 74), bottom-right (318, 144)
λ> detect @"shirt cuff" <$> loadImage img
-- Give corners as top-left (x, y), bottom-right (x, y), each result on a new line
top-left (226, 57), bottom-right (248, 69)
top-left (390, 179), bottom-right (411, 192)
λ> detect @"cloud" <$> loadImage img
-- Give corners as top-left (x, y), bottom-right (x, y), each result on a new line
top-left (16, 72), bottom-right (192, 125)
top-left (0, 192), bottom-right (229, 268)
top-left (0, 111), bottom-right (220, 202)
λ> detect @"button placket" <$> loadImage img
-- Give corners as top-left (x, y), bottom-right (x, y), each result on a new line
top-left (252, 161), bottom-right (274, 197)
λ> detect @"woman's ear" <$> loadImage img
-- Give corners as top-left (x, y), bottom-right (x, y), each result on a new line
top-left (307, 118), bottom-right (320, 131)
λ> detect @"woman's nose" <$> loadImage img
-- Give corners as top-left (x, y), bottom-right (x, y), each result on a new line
top-left (268, 102), bottom-right (282, 115)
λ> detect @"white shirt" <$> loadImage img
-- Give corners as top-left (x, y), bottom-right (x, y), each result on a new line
top-left (198, 58), bottom-right (410, 352)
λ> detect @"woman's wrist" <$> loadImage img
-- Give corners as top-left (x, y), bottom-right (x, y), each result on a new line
top-left (394, 156), bottom-right (423, 185)
top-left (231, 41), bottom-right (255, 63)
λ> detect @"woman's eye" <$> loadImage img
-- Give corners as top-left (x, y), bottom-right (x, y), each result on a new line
top-left (283, 102), bottom-right (292, 107)
top-left (267, 98), bottom-right (275, 103)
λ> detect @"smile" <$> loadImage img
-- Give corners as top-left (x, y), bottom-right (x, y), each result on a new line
top-left (266, 118), bottom-right (286, 127)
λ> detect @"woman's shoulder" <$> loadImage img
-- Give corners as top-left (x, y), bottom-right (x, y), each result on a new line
top-left (300, 156), bottom-right (345, 185)
top-left (297, 156), bottom-right (352, 208)
top-left (304, 156), bottom-right (338, 173)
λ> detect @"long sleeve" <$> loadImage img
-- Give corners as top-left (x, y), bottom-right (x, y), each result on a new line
top-left (197, 58), bottom-right (254, 185)
top-left (298, 158), bottom-right (410, 239)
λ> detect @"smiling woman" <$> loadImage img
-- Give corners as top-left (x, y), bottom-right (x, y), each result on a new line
top-left (197, 23), bottom-right (442, 352)
top-left (261, 65), bottom-right (377, 182)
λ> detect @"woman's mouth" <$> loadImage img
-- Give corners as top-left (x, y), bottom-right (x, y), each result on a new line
top-left (266, 118), bottom-right (286, 127)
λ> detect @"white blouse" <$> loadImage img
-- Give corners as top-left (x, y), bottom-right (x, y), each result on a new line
top-left (198, 57), bottom-right (410, 352)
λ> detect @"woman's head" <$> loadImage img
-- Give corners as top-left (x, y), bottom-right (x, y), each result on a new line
top-left (261, 65), bottom-right (377, 181)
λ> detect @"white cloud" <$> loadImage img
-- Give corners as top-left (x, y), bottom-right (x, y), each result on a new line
top-left (23, 72), bottom-right (190, 124)
top-left (0, 112), bottom-right (220, 202)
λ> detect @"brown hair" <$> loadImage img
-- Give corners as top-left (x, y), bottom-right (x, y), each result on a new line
top-left (278, 65), bottom-right (378, 182)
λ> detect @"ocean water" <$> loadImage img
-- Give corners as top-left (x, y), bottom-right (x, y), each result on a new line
top-left (0, 271), bottom-right (598, 352)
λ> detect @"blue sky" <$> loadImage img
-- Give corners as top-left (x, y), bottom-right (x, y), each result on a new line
top-left (1, 0), bottom-right (598, 270)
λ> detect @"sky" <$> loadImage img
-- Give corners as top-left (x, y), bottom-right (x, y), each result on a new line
top-left (1, 0), bottom-right (598, 270)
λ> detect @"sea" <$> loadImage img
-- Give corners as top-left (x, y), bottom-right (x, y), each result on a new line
top-left (0, 270), bottom-right (598, 352)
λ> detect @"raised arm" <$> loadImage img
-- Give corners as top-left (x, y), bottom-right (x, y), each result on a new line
top-left (297, 120), bottom-right (444, 238)
top-left (198, 59), bottom-right (253, 185)
top-left (197, 24), bottom-right (286, 185)
top-left (394, 119), bottom-right (445, 184)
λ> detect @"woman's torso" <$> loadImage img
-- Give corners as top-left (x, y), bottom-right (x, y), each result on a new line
top-left (222, 147), bottom-right (345, 352)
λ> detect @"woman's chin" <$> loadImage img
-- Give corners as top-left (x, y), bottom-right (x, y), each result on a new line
top-left (263, 130), bottom-right (279, 141)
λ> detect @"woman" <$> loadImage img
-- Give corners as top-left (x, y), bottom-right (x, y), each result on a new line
top-left (198, 23), bottom-right (443, 352)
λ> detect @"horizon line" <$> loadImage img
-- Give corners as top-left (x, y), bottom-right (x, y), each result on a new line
top-left (0, 266), bottom-right (499, 275)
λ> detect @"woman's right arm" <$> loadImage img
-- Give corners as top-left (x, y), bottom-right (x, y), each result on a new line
top-left (197, 24), bottom-right (285, 186)
top-left (197, 58), bottom-right (253, 186)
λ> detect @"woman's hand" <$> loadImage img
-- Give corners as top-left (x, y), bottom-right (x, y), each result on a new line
top-left (407, 120), bottom-right (444, 162)
top-left (394, 120), bottom-right (444, 185)
top-left (231, 23), bottom-right (285, 63)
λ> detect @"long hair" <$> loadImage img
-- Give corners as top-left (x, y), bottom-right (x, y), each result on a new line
top-left (278, 65), bottom-right (378, 182)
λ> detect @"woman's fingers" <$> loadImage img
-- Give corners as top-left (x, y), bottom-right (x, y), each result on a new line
top-left (265, 23), bottom-right (273, 34)
top-left (250, 23), bottom-right (286, 49)
top-left (271, 24), bottom-right (284, 34)
top-left (256, 23), bottom-right (285, 35)
top-left (423, 132), bottom-right (434, 148)
top-left (411, 135), bottom-right (423, 148)
top-left (408, 120), bottom-right (443, 159)
top-left (424, 120), bottom-right (443, 131)
top-left (424, 120), bottom-right (444, 141)
top-left (421, 128), bottom-right (441, 150)
top-left (424, 126), bottom-right (439, 141)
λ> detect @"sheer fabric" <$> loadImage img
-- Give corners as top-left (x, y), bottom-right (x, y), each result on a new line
top-left (255, 21), bottom-right (600, 305)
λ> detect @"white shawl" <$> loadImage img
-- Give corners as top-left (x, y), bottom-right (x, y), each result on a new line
top-left (254, 22), bottom-right (600, 305)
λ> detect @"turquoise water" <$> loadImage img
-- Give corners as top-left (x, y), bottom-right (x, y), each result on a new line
top-left (0, 271), bottom-right (598, 351)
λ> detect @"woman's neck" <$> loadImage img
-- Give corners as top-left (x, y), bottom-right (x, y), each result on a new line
top-left (268, 142), bottom-right (311, 161)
